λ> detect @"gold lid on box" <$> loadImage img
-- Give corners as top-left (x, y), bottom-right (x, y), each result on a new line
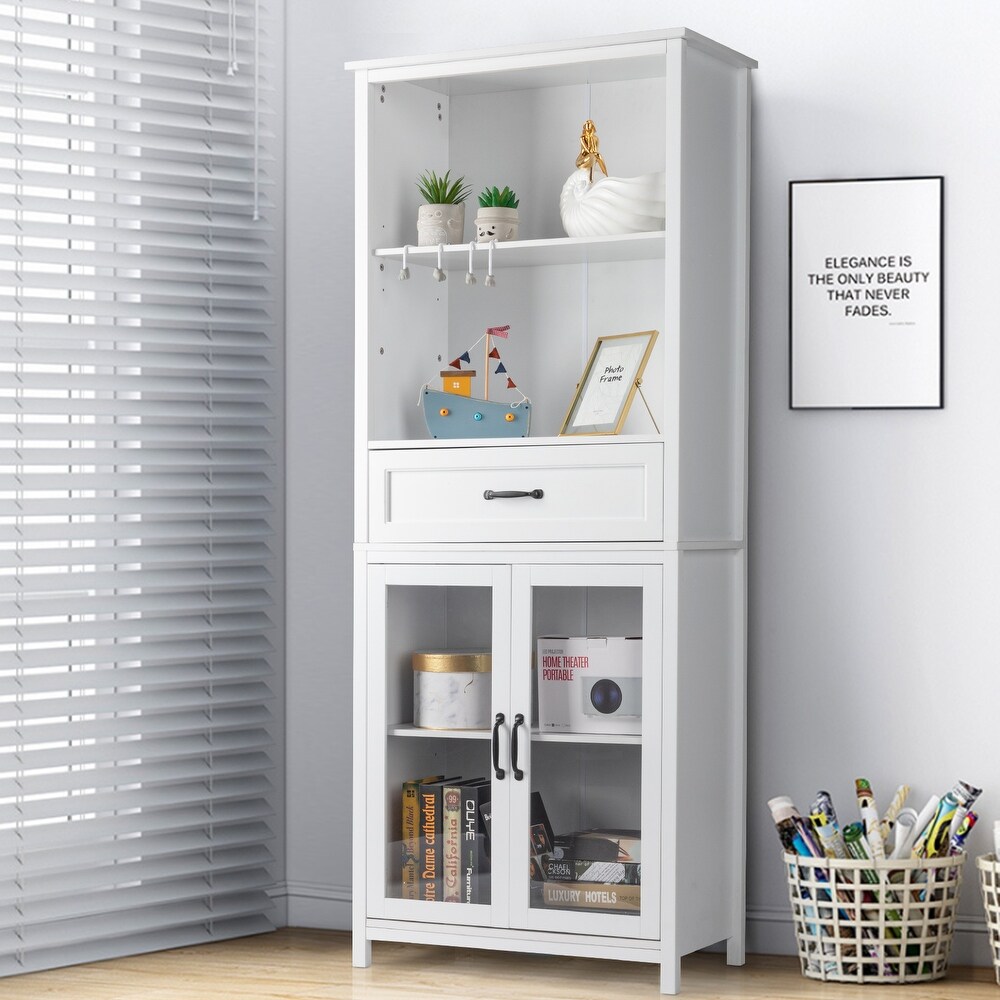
top-left (412, 651), bottom-right (492, 673)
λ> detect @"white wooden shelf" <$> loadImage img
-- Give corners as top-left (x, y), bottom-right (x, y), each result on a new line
top-left (372, 231), bottom-right (666, 270)
top-left (387, 723), bottom-right (641, 747)
top-left (387, 723), bottom-right (490, 740)
top-left (531, 730), bottom-right (642, 746)
top-left (368, 434), bottom-right (663, 451)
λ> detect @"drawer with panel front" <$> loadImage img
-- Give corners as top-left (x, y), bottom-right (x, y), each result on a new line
top-left (367, 441), bottom-right (663, 544)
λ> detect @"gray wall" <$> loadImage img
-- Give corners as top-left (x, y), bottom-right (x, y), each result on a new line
top-left (285, 0), bottom-right (1000, 961)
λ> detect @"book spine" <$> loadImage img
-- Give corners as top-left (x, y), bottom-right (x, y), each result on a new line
top-left (418, 786), bottom-right (439, 901)
top-left (401, 780), bottom-right (420, 899)
top-left (441, 784), bottom-right (463, 903)
top-left (542, 881), bottom-right (641, 912)
top-left (476, 784), bottom-right (492, 905)
top-left (461, 786), bottom-right (478, 904)
top-left (543, 859), bottom-right (641, 884)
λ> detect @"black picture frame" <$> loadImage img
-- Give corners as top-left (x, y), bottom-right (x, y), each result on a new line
top-left (789, 176), bottom-right (944, 410)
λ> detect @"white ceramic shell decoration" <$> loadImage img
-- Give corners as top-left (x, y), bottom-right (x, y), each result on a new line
top-left (559, 119), bottom-right (665, 238)
top-left (559, 167), bottom-right (666, 238)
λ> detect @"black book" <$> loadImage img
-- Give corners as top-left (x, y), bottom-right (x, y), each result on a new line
top-left (460, 778), bottom-right (492, 904)
top-left (529, 791), bottom-right (554, 882)
top-left (530, 791), bottom-right (555, 848)
top-left (554, 829), bottom-right (641, 863)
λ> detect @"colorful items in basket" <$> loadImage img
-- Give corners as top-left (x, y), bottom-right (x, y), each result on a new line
top-left (768, 778), bottom-right (981, 863)
top-left (770, 779), bottom-right (979, 983)
top-left (786, 848), bottom-right (964, 982)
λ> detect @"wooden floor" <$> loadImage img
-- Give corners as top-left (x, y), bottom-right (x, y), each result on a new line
top-left (0, 928), bottom-right (998, 999)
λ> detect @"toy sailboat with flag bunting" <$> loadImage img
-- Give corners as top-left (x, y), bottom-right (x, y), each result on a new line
top-left (421, 325), bottom-right (532, 439)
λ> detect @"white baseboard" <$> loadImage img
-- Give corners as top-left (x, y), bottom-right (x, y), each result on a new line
top-left (274, 880), bottom-right (352, 930)
top-left (746, 905), bottom-right (995, 969)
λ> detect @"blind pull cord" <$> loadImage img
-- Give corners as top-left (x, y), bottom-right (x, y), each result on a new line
top-left (253, 0), bottom-right (260, 220)
top-left (227, 0), bottom-right (238, 75)
top-left (226, 0), bottom-right (261, 220)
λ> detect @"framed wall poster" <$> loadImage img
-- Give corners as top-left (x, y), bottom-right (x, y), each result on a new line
top-left (559, 329), bottom-right (659, 435)
top-left (789, 176), bottom-right (943, 409)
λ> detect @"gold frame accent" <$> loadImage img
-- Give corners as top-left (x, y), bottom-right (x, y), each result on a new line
top-left (559, 330), bottom-right (659, 436)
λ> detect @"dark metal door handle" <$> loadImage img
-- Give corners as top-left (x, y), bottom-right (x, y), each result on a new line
top-left (483, 489), bottom-right (544, 500)
top-left (510, 713), bottom-right (525, 781)
top-left (492, 713), bottom-right (505, 780)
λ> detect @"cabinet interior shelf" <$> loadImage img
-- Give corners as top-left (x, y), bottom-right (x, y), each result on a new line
top-left (387, 723), bottom-right (641, 746)
top-left (368, 433), bottom-right (663, 451)
top-left (372, 231), bottom-right (666, 270)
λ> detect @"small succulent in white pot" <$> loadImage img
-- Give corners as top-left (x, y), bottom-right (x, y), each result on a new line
top-left (475, 185), bottom-right (519, 243)
top-left (416, 169), bottom-right (471, 246)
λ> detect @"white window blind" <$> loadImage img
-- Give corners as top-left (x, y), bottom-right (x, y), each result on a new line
top-left (0, 0), bottom-right (279, 974)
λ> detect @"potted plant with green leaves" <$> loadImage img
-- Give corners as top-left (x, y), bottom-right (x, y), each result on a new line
top-left (416, 169), bottom-right (471, 246)
top-left (475, 185), bottom-right (520, 243)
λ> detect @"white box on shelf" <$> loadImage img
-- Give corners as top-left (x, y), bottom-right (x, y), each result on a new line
top-left (537, 636), bottom-right (642, 736)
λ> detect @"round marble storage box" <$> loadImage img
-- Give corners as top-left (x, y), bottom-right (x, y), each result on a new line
top-left (412, 651), bottom-right (492, 730)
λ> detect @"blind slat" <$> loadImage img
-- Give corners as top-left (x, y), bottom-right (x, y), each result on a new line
top-left (0, 244), bottom-right (268, 278)
top-left (0, 494), bottom-right (274, 520)
top-left (0, 660), bottom-right (271, 699)
top-left (0, 913), bottom-right (274, 977)
top-left (0, 822), bottom-right (273, 878)
top-left (0, 886), bottom-right (273, 942)
top-left (5, 634), bottom-right (273, 670)
top-left (0, 773), bottom-right (272, 824)
top-left (0, 682), bottom-right (273, 724)
top-left (0, 564), bottom-right (273, 592)
top-left (7, 0), bottom-right (271, 31)
top-left (0, 750), bottom-right (273, 798)
top-left (0, 798), bottom-right (274, 853)
top-left (0, 871), bottom-right (273, 929)
top-left (0, 472), bottom-right (273, 493)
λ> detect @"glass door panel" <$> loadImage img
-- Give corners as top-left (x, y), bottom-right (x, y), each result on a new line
top-left (512, 564), bottom-right (661, 939)
top-left (369, 564), bottom-right (511, 927)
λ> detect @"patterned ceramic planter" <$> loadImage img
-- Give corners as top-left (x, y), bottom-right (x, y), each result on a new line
top-left (417, 202), bottom-right (466, 245)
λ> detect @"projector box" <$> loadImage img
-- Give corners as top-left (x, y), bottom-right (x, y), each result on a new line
top-left (536, 636), bottom-right (642, 736)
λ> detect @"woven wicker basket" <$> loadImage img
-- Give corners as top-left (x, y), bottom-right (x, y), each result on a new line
top-left (783, 852), bottom-right (964, 984)
top-left (976, 854), bottom-right (1000, 985)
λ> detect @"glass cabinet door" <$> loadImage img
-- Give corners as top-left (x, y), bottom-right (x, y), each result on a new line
top-left (510, 564), bottom-right (662, 940)
top-left (366, 563), bottom-right (511, 928)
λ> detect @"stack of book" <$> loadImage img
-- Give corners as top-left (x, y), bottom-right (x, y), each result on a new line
top-left (528, 793), bottom-right (641, 913)
top-left (401, 775), bottom-right (491, 904)
top-left (539, 829), bottom-right (641, 913)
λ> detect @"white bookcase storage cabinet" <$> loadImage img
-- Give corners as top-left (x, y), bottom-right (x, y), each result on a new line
top-left (348, 29), bottom-right (755, 994)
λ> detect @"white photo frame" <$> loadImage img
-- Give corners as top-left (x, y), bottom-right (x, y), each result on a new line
top-left (559, 330), bottom-right (658, 436)
top-left (789, 177), bottom-right (944, 409)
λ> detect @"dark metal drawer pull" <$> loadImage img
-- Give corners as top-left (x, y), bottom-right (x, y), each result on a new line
top-left (492, 713), bottom-right (505, 781)
top-left (510, 713), bottom-right (525, 781)
top-left (483, 489), bottom-right (544, 500)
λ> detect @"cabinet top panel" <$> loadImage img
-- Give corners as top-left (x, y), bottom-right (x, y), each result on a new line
top-left (346, 28), bottom-right (756, 92)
